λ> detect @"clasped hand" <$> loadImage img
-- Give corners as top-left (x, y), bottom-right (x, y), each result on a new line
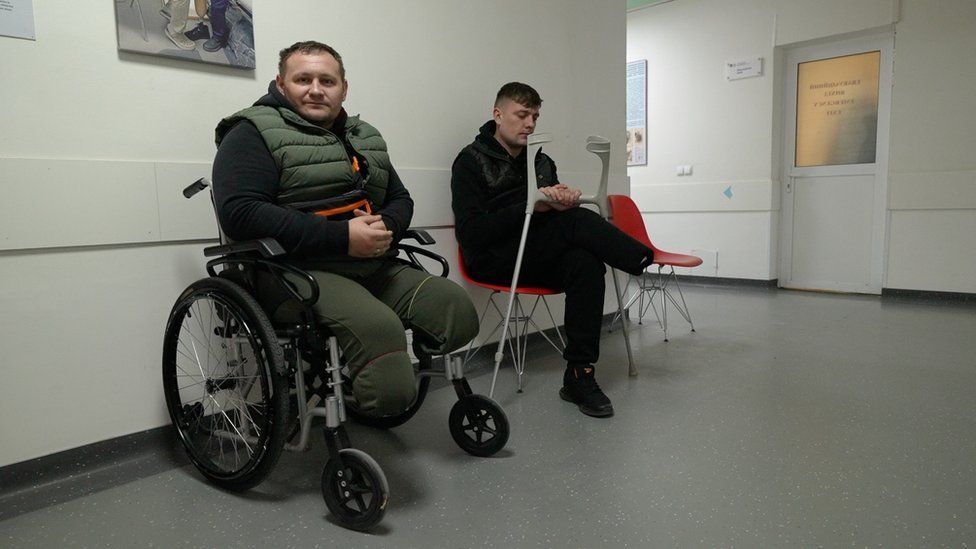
top-left (348, 209), bottom-right (393, 257)
top-left (535, 184), bottom-right (582, 212)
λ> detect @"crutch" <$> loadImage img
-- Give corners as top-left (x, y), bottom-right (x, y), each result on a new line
top-left (488, 133), bottom-right (553, 397)
top-left (577, 137), bottom-right (637, 377)
top-left (488, 134), bottom-right (637, 398)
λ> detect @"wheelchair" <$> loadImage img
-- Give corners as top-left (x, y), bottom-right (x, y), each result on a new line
top-left (162, 178), bottom-right (509, 531)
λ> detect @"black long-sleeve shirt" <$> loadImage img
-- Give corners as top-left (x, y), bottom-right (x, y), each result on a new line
top-left (212, 116), bottom-right (413, 258)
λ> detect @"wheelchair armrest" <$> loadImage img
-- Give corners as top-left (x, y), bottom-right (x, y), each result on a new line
top-left (403, 229), bottom-right (435, 246)
top-left (398, 244), bottom-right (449, 278)
top-left (204, 238), bottom-right (286, 258)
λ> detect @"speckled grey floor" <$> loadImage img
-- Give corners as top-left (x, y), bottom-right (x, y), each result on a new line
top-left (2, 285), bottom-right (975, 547)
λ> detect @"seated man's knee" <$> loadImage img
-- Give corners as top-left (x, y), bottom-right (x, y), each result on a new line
top-left (562, 205), bottom-right (603, 224)
top-left (564, 248), bottom-right (606, 279)
top-left (411, 277), bottom-right (479, 353)
top-left (370, 376), bottom-right (417, 416)
top-left (445, 281), bottom-right (479, 347)
top-left (573, 247), bottom-right (606, 271)
top-left (352, 351), bottom-right (417, 417)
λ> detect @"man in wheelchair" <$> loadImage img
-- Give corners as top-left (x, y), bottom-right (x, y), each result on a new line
top-left (212, 40), bottom-right (479, 418)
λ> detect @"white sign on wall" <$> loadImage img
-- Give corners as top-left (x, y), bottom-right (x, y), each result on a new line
top-left (726, 57), bottom-right (763, 80)
top-left (0, 0), bottom-right (35, 40)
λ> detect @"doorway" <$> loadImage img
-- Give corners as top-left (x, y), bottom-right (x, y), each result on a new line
top-left (779, 33), bottom-right (893, 294)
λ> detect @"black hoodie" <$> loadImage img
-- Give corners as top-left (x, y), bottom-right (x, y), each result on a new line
top-left (451, 120), bottom-right (559, 273)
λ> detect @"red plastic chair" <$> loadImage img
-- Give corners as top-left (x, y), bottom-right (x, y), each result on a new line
top-left (607, 194), bottom-right (702, 341)
top-left (457, 249), bottom-right (565, 395)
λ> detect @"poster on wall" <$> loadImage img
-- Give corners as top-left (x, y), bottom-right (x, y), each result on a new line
top-left (0, 0), bottom-right (35, 40)
top-left (626, 59), bottom-right (647, 166)
top-left (115, 0), bottom-right (255, 69)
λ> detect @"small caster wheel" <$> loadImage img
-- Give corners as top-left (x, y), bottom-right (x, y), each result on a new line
top-left (321, 449), bottom-right (389, 531)
top-left (448, 394), bottom-right (510, 457)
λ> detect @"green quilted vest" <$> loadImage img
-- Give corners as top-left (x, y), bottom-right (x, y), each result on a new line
top-left (215, 106), bottom-right (391, 206)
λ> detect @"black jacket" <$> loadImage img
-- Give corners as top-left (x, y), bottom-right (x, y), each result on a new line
top-left (211, 81), bottom-right (413, 258)
top-left (451, 121), bottom-right (558, 274)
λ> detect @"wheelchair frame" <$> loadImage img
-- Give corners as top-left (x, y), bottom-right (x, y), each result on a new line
top-left (162, 178), bottom-right (509, 531)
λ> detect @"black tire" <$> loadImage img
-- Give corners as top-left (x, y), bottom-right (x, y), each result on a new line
top-left (321, 448), bottom-right (389, 531)
top-left (162, 277), bottom-right (289, 491)
top-left (344, 375), bottom-right (430, 429)
top-left (448, 394), bottom-right (510, 457)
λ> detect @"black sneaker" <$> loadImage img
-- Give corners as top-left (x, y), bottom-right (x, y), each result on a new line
top-left (203, 37), bottom-right (226, 52)
top-left (559, 365), bottom-right (614, 417)
top-left (184, 22), bottom-right (211, 41)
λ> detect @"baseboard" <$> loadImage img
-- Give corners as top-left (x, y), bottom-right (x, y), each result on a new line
top-left (882, 287), bottom-right (976, 303)
top-left (0, 329), bottom-right (575, 520)
top-left (670, 276), bottom-right (976, 302)
top-left (670, 274), bottom-right (778, 288)
top-left (0, 425), bottom-right (187, 521)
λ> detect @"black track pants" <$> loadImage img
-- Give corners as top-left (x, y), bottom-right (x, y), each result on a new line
top-left (469, 207), bottom-right (650, 364)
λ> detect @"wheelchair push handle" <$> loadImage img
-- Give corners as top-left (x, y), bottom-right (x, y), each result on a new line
top-left (183, 177), bottom-right (212, 198)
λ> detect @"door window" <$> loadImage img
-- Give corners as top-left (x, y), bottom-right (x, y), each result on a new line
top-left (795, 51), bottom-right (881, 167)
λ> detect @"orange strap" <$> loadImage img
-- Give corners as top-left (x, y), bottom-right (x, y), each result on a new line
top-left (313, 198), bottom-right (371, 218)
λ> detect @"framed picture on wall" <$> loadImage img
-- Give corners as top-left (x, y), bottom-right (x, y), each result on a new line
top-left (626, 59), bottom-right (647, 166)
top-left (114, 0), bottom-right (255, 69)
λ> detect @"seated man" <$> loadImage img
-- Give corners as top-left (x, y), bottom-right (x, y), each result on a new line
top-left (212, 40), bottom-right (479, 417)
top-left (451, 82), bottom-right (654, 418)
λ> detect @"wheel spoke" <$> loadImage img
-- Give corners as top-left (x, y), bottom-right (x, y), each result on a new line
top-left (352, 493), bottom-right (368, 512)
top-left (223, 393), bottom-right (263, 438)
top-left (207, 393), bottom-right (255, 456)
top-left (177, 378), bottom-right (208, 391)
top-left (191, 300), bottom-right (214, 378)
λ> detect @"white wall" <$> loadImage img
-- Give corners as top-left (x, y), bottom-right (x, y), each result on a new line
top-left (626, 0), bottom-right (976, 290)
top-left (0, 0), bottom-right (626, 467)
top-left (885, 0), bottom-right (976, 293)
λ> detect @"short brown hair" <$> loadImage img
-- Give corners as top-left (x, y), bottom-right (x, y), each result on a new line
top-left (495, 82), bottom-right (542, 109)
top-left (278, 40), bottom-right (345, 78)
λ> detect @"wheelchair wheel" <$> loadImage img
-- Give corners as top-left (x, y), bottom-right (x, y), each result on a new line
top-left (162, 277), bottom-right (289, 491)
top-left (343, 375), bottom-right (430, 429)
top-left (449, 394), bottom-right (510, 457)
top-left (321, 448), bottom-right (389, 531)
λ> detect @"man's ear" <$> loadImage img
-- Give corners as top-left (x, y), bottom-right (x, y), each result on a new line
top-left (275, 73), bottom-right (285, 94)
top-left (492, 106), bottom-right (502, 123)
top-left (341, 79), bottom-right (348, 102)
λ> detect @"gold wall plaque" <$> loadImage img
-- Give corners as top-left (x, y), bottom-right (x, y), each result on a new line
top-left (795, 51), bottom-right (880, 167)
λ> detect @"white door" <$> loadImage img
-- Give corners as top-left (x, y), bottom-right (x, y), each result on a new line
top-left (780, 34), bottom-right (893, 294)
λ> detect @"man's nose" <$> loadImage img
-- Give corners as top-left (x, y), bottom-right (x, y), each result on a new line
top-left (309, 81), bottom-right (324, 95)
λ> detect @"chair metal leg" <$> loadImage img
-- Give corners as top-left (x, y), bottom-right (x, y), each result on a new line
top-left (610, 268), bottom-right (637, 376)
top-left (610, 274), bottom-right (640, 332)
top-left (489, 293), bottom-right (523, 397)
top-left (658, 266), bottom-right (670, 341)
top-left (539, 295), bottom-right (566, 349)
top-left (665, 268), bottom-right (696, 331)
top-left (463, 291), bottom-right (498, 366)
